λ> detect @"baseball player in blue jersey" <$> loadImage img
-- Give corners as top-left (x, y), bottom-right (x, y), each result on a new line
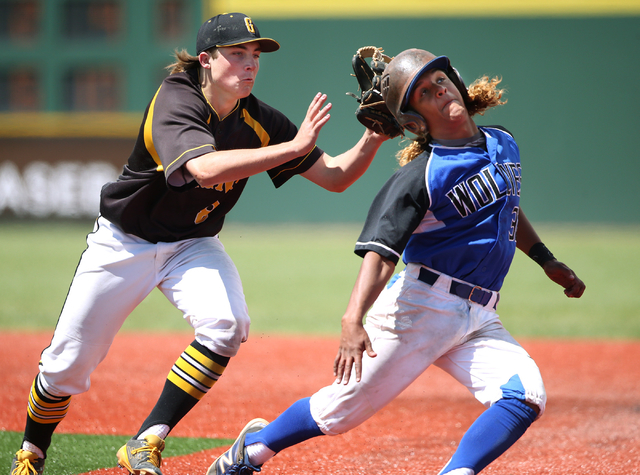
top-left (9, 13), bottom-right (390, 475)
top-left (206, 48), bottom-right (586, 475)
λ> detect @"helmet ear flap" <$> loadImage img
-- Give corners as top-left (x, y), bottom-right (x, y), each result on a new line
top-left (448, 66), bottom-right (470, 104)
top-left (382, 72), bottom-right (428, 137)
top-left (398, 110), bottom-right (428, 136)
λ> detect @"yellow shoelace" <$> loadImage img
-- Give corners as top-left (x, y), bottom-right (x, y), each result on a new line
top-left (11, 458), bottom-right (39, 475)
top-left (131, 445), bottom-right (162, 467)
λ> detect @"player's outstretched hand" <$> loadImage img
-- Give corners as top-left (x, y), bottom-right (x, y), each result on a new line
top-left (542, 260), bottom-right (586, 298)
top-left (293, 92), bottom-right (332, 156)
top-left (333, 318), bottom-right (377, 385)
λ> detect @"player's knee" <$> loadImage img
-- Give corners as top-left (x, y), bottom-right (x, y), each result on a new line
top-left (190, 309), bottom-right (250, 357)
top-left (523, 400), bottom-right (541, 416)
top-left (499, 372), bottom-right (546, 419)
top-left (525, 382), bottom-right (546, 418)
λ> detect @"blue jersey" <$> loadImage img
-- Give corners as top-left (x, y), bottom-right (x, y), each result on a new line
top-left (354, 126), bottom-right (521, 291)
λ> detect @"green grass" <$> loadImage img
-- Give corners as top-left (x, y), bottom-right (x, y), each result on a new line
top-left (498, 224), bottom-right (640, 339)
top-left (0, 220), bottom-right (639, 338)
top-left (1, 221), bottom-right (639, 473)
top-left (0, 430), bottom-right (230, 474)
top-left (0, 220), bottom-right (373, 335)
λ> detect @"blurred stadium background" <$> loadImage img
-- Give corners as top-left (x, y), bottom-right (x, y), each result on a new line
top-left (1, 6), bottom-right (638, 473)
top-left (0, 0), bottom-right (639, 225)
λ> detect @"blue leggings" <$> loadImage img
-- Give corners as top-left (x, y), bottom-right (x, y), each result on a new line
top-left (245, 397), bottom-right (323, 453)
top-left (440, 398), bottom-right (538, 474)
top-left (245, 396), bottom-right (536, 475)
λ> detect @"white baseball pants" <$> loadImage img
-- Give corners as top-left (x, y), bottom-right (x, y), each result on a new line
top-left (310, 263), bottom-right (546, 435)
top-left (38, 216), bottom-right (249, 397)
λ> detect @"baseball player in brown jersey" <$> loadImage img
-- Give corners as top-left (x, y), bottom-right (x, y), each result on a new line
top-left (9, 12), bottom-right (389, 475)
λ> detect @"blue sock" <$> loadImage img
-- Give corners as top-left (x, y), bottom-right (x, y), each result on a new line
top-left (441, 398), bottom-right (537, 474)
top-left (245, 397), bottom-right (323, 453)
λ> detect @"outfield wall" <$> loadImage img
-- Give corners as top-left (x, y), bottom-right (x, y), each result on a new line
top-left (232, 15), bottom-right (640, 224)
top-left (1, 15), bottom-right (638, 223)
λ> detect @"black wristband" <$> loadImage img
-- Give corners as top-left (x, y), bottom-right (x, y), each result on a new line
top-left (528, 242), bottom-right (555, 267)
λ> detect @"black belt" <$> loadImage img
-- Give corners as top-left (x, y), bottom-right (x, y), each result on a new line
top-left (418, 267), bottom-right (496, 307)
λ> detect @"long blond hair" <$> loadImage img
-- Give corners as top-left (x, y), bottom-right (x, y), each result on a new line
top-left (396, 75), bottom-right (506, 167)
top-left (165, 48), bottom-right (219, 75)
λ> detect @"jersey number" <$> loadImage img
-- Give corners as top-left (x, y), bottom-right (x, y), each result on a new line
top-left (509, 206), bottom-right (520, 241)
top-left (195, 201), bottom-right (220, 224)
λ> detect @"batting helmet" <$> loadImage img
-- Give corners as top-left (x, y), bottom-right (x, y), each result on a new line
top-left (381, 49), bottom-right (469, 136)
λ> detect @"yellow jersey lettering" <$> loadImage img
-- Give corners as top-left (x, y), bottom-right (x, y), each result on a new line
top-left (195, 201), bottom-right (220, 224)
top-left (213, 181), bottom-right (235, 193)
top-left (200, 180), bottom-right (237, 192)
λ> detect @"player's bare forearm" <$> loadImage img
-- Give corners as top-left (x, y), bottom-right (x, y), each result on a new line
top-left (515, 209), bottom-right (586, 298)
top-left (302, 128), bottom-right (388, 192)
top-left (186, 93), bottom-right (331, 187)
top-left (333, 252), bottom-right (395, 384)
top-left (186, 147), bottom-right (299, 187)
top-left (515, 208), bottom-right (542, 255)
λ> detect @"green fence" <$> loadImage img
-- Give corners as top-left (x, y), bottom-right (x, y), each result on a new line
top-left (1, 12), bottom-right (638, 223)
top-left (236, 16), bottom-right (640, 224)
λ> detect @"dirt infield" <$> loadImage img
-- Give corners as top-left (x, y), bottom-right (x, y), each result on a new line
top-left (2, 332), bottom-right (640, 474)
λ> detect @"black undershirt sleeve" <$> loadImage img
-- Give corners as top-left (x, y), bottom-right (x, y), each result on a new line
top-left (354, 153), bottom-right (431, 264)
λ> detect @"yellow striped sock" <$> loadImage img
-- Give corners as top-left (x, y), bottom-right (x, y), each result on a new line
top-left (166, 343), bottom-right (227, 400)
top-left (27, 374), bottom-right (71, 425)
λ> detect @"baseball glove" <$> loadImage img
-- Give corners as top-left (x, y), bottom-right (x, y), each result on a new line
top-left (347, 46), bottom-right (403, 138)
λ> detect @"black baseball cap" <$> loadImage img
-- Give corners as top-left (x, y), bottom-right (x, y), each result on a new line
top-left (196, 13), bottom-right (280, 54)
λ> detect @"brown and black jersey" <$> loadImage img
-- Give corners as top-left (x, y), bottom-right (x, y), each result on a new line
top-left (100, 68), bottom-right (323, 243)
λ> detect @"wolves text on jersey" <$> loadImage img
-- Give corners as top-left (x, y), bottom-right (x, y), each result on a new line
top-left (445, 162), bottom-right (521, 218)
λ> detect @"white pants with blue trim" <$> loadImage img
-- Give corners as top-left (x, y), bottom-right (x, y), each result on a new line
top-left (310, 263), bottom-right (546, 436)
